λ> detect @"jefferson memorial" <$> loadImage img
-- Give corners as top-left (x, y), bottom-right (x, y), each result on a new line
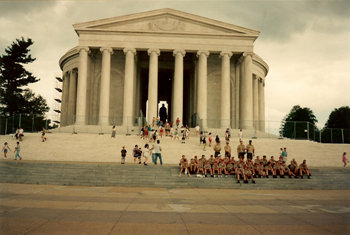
top-left (59, 8), bottom-right (268, 131)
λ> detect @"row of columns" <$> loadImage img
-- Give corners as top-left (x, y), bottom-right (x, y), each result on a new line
top-left (60, 69), bottom-right (77, 126)
top-left (72, 46), bottom-right (264, 130)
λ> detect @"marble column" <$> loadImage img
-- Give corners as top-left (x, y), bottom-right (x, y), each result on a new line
top-left (99, 47), bottom-right (113, 126)
top-left (123, 48), bottom-right (136, 127)
top-left (196, 50), bottom-right (210, 130)
top-left (60, 73), bottom-right (68, 126)
top-left (220, 51), bottom-right (232, 129)
top-left (75, 47), bottom-right (89, 125)
top-left (147, 48), bottom-right (160, 124)
top-left (241, 52), bottom-right (253, 129)
top-left (172, 50), bottom-right (186, 125)
top-left (258, 78), bottom-right (265, 132)
top-left (253, 75), bottom-right (259, 130)
top-left (235, 62), bottom-right (240, 129)
top-left (68, 69), bottom-right (77, 125)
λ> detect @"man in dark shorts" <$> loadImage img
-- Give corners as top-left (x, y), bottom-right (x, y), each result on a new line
top-left (237, 140), bottom-right (246, 160)
top-left (246, 140), bottom-right (255, 160)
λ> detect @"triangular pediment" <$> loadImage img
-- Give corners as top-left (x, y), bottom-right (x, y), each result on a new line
top-left (74, 8), bottom-right (259, 37)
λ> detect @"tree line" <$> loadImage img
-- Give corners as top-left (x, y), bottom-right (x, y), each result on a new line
top-left (280, 105), bottom-right (350, 143)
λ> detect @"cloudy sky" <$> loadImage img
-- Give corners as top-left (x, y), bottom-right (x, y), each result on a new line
top-left (1, 0), bottom-right (349, 133)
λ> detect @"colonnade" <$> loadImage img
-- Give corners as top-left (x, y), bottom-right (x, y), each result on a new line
top-left (61, 47), bottom-right (266, 131)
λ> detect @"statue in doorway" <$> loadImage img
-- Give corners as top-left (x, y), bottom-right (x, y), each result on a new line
top-left (159, 104), bottom-right (167, 125)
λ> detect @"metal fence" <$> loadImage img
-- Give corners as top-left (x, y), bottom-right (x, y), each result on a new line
top-left (0, 114), bottom-right (51, 135)
top-left (1, 114), bottom-right (349, 143)
top-left (280, 121), bottom-right (350, 144)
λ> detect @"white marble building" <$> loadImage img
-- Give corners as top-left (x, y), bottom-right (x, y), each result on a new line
top-left (59, 8), bottom-right (268, 131)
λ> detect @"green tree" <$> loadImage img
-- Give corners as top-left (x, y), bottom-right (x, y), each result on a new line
top-left (0, 38), bottom-right (50, 134)
top-left (0, 37), bottom-right (39, 116)
top-left (322, 106), bottom-right (350, 143)
top-left (325, 106), bottom-right (350, 129)
top-left (280, 105), bottom-right (318, 139)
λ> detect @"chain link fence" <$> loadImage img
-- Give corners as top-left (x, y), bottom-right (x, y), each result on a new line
top-left (2, 113), bottom-right (348, 143)
top-left (0, 114), bottom-right (52, 135)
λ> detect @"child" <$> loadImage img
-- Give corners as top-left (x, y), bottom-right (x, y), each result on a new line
top-left (199, 131), bottom-right (203, 145)
top-left (202, 137), bottom-right (206, 150)
top-left (208, 132), bottom-right (212, 147)
top-left (159, 127), bottom-right (164, 138)
top-left (41, 127), bottom-right (47, 142)
top-left (181, 131), bottom-right (186, 144)
top-left (343, 152), bottom-right (348, 167)
top-left (14, 142), bottom-right (22, 160)
top-left (2, 142), bottom-right (11, 158)
top-left (143, 144), bottom-right (150, 166)
top-left (121, 146), bottom-right (127, 164)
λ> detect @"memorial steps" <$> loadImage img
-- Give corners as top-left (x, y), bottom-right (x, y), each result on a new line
top-left (0, 161), bottom-right (349, 190)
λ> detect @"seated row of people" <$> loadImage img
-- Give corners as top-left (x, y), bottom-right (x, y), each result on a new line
top-left (179, 154), bottom-right (311, 184)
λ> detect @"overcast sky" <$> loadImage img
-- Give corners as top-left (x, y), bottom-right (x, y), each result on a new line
top-left (1, 0), bottom-right (349, 132)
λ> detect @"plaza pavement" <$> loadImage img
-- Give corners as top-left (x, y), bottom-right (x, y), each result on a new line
top-left (0, 183), bottom-right (349, 235)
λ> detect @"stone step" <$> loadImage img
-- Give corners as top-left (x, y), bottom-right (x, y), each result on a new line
top-left (1, 161), bottom-right (349, 189)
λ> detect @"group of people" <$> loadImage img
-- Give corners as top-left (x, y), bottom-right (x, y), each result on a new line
top-left (2, 142), bottom-right (22, 160)
top-left (139, 120), bottom-right (191, 144)
top-left (120, 140), bottom-right (163, 166)
top-left (179, 152), bottom-right (312, 183)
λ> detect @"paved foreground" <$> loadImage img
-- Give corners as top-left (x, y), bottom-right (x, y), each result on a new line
top-left (0, 183), bottom-right (349, 234)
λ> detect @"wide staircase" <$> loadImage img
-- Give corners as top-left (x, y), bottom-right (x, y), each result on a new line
top-left (1, 160), bottom-right (349, 190)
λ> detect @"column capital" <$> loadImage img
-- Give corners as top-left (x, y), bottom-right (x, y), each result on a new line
top-left (147, 48), bottom-right (160, 56)
top-left (243, 52), bottom-right (254, 57)
top-left (173, 49), bottom-right (186, 57)
top-left (196, 50), bottom-right (210, 58)
top-left (100, 47), bottom-right (113, 54)
top-left (123, 48), bottom-right (136, 55)
top-left (219, 51), bottom-right (233, 58)
top-left (78, 46), bottom-right (90, 53)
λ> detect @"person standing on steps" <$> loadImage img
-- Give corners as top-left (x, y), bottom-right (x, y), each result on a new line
top-left (159, 104), bottom-right (167, 125)
top-left (120, 146), bottom-right (127, 164)
top-left (111, 125), bottom-right (116, 138)
top-left (152, 140), bottom-right (163, 165)
top-left (237, 140), bottom-right (246, 160)
top-left (246, 140), bottom-right (255, 160)
top-left (14, 142), bottom-right (22, 160)
top-left (238, 129), bottom-right (243, 141)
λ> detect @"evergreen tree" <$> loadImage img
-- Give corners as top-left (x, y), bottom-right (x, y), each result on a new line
top-left (280, 105), bottom-right (318, 139)
top-left (322, 106), bottom-right (350, 143)
top-left (0, 37), bottom-right (39, 116)
top-left (325, 106), bottom-right (350, 129)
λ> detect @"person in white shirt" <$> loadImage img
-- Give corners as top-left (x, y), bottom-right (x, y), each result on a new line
top-left (152, 140), bottom-right (163, 165)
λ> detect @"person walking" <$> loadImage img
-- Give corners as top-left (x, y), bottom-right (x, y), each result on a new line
top-left (343, 152), bottom-right (348, 167)
top-left (14, 142), bottom-right (22, 160)
top-left (2, 142), bottom-right (11, 158)
top-left (143, 144), bottom-right (150, 166)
